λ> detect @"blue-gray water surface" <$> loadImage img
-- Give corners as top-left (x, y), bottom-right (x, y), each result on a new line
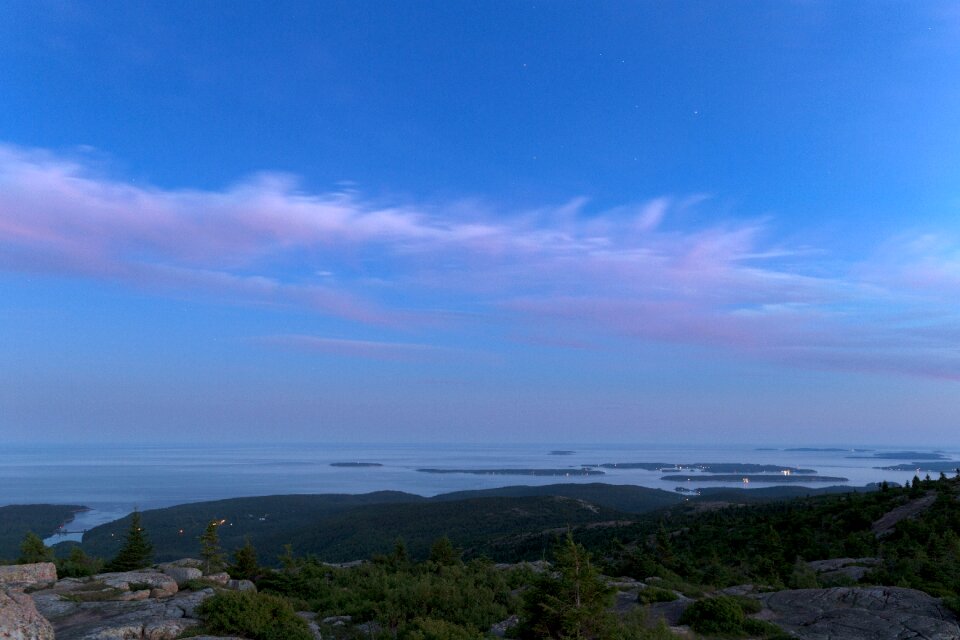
top-left (0, 442), bottom-right (954, 544)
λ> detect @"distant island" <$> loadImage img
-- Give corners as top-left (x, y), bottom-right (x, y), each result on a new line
top-left (662, 473), bottom-right (849, 483)
top-left (330, 462), bottom-right (384, 467)
top-left (848, 451), bottom-right (949, 460)
top-left (595, 462), bottom-right (817, 474)
top-left (595, 462), bottom-right (674, 470)
top-left (548, 450), bottom-right (576, 455)
top-left (417, 467), bottom-right (605, 476)
top-left (876, 462), bottom-right (960, 472)
top-left (664, 463), bottom-right (817, 474)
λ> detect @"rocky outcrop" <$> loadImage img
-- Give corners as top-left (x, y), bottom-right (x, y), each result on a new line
top-left (759, 586), bottom-right (960, 640)
top-left (158, 565), bottom-right (202, 586)
top-left (0, 562), bottom-right (58, 589)
top-left (872, 493), bottom-right (937, 537)
top-left (5, 560), bottom-right (255, 640)
top-left (0, 588), bottom-right (56, 640)
top-left (807, 557), bottom-right (880, 584)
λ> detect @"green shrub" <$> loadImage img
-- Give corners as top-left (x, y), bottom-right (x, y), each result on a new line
top-left (18, 532), bottom-right (54, 564)
top-left (56, 546), bottom-right (102, 578)
top-left (401, 616), bottom-right (483, 639)
top-left (196, 590), bottom-right (312, 640)
top-left (743, 618), bottom-right (792, 639)
top-left (944, 595), bottom-right (960, 616)
top-left (183, 577), bottom-right (226, 592)
top-left (728, 594), bottom-right (762, 615)
top-left (637, 586), bottom-right (678, 604)
top-left (618, 610), bottom-right (683, 639)
top-left (678, 596), bottom-right (745, 635)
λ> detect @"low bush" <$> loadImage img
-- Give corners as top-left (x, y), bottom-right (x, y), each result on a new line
top-left (679, 595), bottom-right (787, 638)
top-left (679, 595), bottom-right (745, 634)
top-left (195, 590), bottom-right (312, 640)
top-left (637, 586), bottom-right (678, 604)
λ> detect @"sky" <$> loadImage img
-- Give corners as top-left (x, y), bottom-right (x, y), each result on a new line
top-left (1, 1), bottom-right (959, 445)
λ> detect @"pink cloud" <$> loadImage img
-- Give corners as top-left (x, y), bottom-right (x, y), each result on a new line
top-left (2, 142), bottom-right (959, 378)
top-left (257, 334), bottom-right (457, 361)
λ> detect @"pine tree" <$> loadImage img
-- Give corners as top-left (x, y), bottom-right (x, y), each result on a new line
top-left (200, 519), bottom-right (226, 573)
top-left (106, 511), bottom-right (153, 571)
top-left (519, 533), bottom-right (615, 639)
top-left (229, 537), bottom-right (259, 580)
top-left (428, 535), bottom-right (461, 567)
top-left (18, 532), bottom-right (54, 564)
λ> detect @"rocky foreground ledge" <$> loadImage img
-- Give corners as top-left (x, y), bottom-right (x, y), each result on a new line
top-left (0, 560), bottom-right (255, 640)
top-left (4, 558), bottom-right (960, 639)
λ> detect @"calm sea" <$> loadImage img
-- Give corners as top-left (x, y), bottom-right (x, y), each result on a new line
top-left (0, 442), bottom-right (954, 544)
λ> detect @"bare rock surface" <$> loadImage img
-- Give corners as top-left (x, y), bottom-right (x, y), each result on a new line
top-left (645, 598), bottom-right (693, 626)
top-left (0, 588), bottom-right (56, 640)
top-left (204, 572), bottom-right (231, 586)
top-left (0, 562), bottom-right (58, 589)
top-left (31, 586), bottom-right (213, 640)
top-left (1, 559), bottom-right (260, 640)
top-left (226, 579), bottom-right (256, 592)
top-left (807, 558), bottom-right (880, 573)
top-left (29, 565), bottom-right (219, 640)
top-left (96, 570), bottom-right (179, 595)
top-left (872, 493), bottom-right (937, 537)
top-left (159, 565), bottom-right (202, 586)
top-left (760, 586), bottom-right (960, 640)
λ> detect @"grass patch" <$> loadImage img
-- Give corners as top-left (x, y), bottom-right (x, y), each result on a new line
top-left (60, 582), bottom-right (128, 602)
top-left (637, 586), bottom-right (678, 604)
top-left (183, 577), bottom-right (226, 591)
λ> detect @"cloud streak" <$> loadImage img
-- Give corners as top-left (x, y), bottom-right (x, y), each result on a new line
top-left (1, 143), bottom-right (958, 378)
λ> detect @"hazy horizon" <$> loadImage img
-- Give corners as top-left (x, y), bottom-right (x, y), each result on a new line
top-left (2, 3), bottom-right (959, 444)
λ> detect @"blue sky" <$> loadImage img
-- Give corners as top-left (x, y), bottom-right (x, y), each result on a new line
top-left (1, 1), bottom-right (959, 444)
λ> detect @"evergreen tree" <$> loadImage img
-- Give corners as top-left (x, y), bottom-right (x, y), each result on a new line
top-left (200, 519), bottom-right (226, 573)
top-left (279, 543), bottom-right (296, 570)
top-left (18, 532), bottom-right (54, 564)
top-left (106, 511), bottom-right (153, 571)
top-left (229, 537), bottom-right (260, 580)
top-left (519, 533), bottom-right (615, 639)
top-left (58, 546), bottom-right (101, 578)
top-left (428, 536), bottom-right (461, 567)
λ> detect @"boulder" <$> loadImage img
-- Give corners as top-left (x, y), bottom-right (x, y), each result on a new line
top-left (143, 618), bottom-right (199, 639)
top-left (297, 612), bottom-right (323, 640)
top-left (0, 588), bottom-right (55, 640)
top-left (488, 614), bottom-right (519, 638)
top-left (160, 558), bottom-right (204, 570)
top-left (203, 572), bottom-right (230, 586)
top-left (159, 565), bottom-right (202, 586)
top-left (645, 598), bottom-right (693, 626)
top-left (760, 586), bottom-right (960, 640)
top-left (165, 587), bottom-right (215, 618)
top-left (0, 562), bottom-right (58, 589)
top-left (226, 578), bottom-right (256, 592)
top-left (96, 571), bottom-right (179, 595)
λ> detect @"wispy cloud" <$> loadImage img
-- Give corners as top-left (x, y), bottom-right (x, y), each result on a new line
top-left (257, 334), bottom-right (456, 361)
top-left (1, 142), bottom-right (958, 378)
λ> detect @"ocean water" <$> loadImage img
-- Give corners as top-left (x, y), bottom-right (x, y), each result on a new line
top-left (0, 442), bottom-right (955, 544)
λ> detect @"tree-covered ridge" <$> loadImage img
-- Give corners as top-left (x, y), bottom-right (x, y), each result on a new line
top-left (10, 477), bottom-right (960, 639)
top-left (0, 504), bottom-right (85, 561)
top-left (78, 484), bottom-right (682, 563)
top-left (593, 475), bottom-right (960, 603)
